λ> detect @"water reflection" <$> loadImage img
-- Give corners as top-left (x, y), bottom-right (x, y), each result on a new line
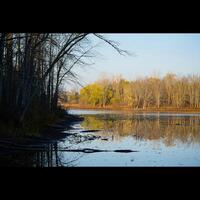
top-left (81, 114), bottom-right (200, 147)
top-left (0, 142), bottom-right (79, 167)
top-left (33, 143), bottom-right (61, 167)
top-left (2, 111), bottom-right (200, 167)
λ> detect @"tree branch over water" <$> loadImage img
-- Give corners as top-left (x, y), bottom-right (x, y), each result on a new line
top-left (0, 33), bottom-right (129, 132)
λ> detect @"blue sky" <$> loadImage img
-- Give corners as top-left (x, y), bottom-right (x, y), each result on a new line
top-left (68, 34), bottom-right (200, 90)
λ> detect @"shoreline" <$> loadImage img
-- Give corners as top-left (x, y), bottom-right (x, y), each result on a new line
top-left (0, 113), bottom-right (84, 154)
top-left (62, 104), bottom-right (200, 113)
top-left (0, 113), bottom-right (84, 166)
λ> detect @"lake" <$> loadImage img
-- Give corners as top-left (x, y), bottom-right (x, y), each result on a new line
top-left (2, 109), bottom-right (200, 167)
top-left (58, 109), bottom-right (200, 167)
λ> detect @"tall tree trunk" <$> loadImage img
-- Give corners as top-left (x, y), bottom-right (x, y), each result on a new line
top-left (0, 33), bottom-right (6, 106)
top-left (4, 33), bottom-right (13, 115)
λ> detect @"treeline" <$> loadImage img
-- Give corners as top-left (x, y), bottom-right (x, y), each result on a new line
top-left (0, 33), bottom-right (124, 133)
top-left (65, 73), bottom-right (200, 109)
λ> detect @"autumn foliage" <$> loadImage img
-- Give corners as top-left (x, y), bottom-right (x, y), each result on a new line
top-left (64, 73), bottom-right (200, 109)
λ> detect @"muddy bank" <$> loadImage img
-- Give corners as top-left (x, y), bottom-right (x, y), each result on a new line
top-left (63, 103), bottom-right (200, 113)
top-left (39, 114), bottom-right (84, 139)
top-left (0, 113), bottom-right (84, 154)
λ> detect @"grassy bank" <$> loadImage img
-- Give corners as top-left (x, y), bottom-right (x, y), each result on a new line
top-left (62, 103), bottom-right (200, 113)
top-left (0, 107), bottom-right (84, 156)
top-left (0, 107), bottom-right (83, 138)
top-left (0, 108), bottom-right (64, 137)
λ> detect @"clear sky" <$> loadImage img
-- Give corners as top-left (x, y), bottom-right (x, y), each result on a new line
top-left (67, 33), bottom-right (200, 90)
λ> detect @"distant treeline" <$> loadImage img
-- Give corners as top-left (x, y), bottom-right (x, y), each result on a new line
top-left (63, 73), bottom-right (200, 109)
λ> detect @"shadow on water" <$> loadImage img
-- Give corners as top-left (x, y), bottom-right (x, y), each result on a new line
top-left (0, 142), bottom-right (79, 167)
top-left (1, 111), bottom-right (200, 167)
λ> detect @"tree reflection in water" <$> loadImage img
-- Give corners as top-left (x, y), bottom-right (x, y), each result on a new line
top-left (0, 142), bottom-right (82, 167)
top-left (1, 113), bottom-right (200, 167)
top-left (81, 114), bottom-right (200, 146)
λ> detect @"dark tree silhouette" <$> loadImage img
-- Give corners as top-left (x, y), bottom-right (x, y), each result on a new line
top-left (0, 33), bottom-right (126, 134)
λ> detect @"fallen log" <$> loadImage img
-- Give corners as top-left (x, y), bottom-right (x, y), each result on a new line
top-left (80, 130), bottom-right (101, 133)
top-left (57, 148), bottom-right (138, 153)
top-left (114, 150), bottom-right (138, 153)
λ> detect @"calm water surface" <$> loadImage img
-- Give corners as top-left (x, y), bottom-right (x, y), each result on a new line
top-left (59, 109), bottom-right (200, 166)
top-left (3, 110), bottom-right (200, 167)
